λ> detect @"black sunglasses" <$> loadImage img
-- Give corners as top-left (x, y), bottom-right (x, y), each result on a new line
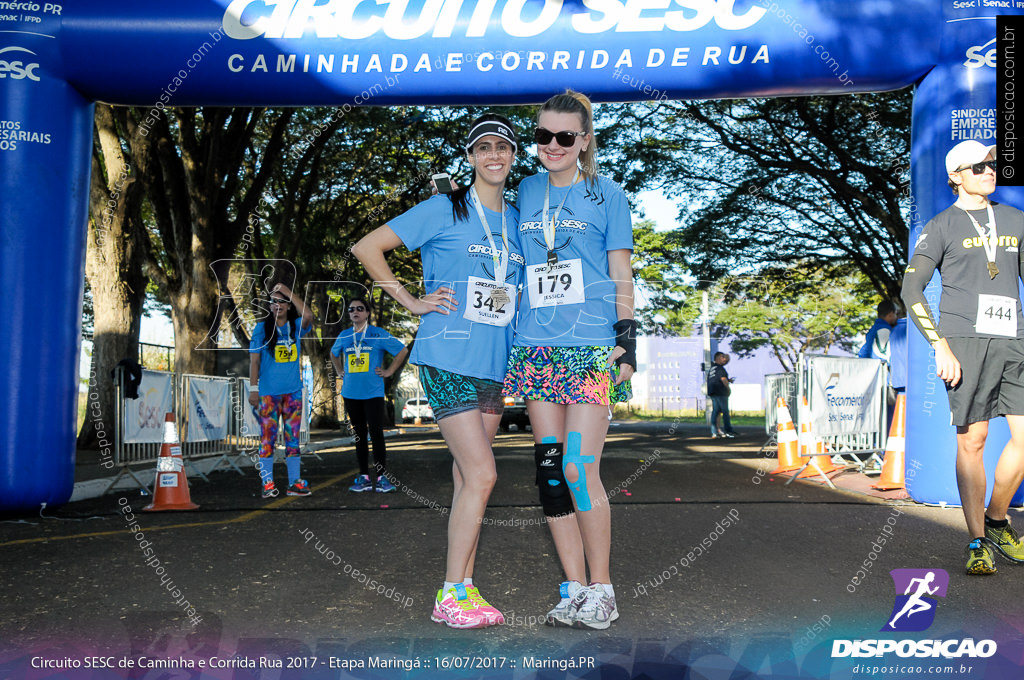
top-left (270, 298), bottom-right (290, 305)
top-left (348, 306), bottom-right (366, 312)
top-left (958, 160), bottom-right (997, 175)
top-left (534, 127), bottom-right (586, 147)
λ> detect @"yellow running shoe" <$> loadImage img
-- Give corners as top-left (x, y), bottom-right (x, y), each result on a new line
top-left (965, 539), bottom-right (997, 575)
top-left (984, 520), bottom-right (1024, 563)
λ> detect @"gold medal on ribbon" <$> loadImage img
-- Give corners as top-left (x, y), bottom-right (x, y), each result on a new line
top-left (988, 261), bottom-right (999, 279)
top-left (490, 287), bottom-right (511, 311)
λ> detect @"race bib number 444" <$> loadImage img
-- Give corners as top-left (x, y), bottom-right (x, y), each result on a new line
top-left (527, 259), bottom-right (585, 308)
top-left (976, 294), bottom-right (1018, 337)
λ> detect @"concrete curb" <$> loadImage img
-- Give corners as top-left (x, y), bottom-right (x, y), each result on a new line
top-left (70, 429), bottom-right (411, 503)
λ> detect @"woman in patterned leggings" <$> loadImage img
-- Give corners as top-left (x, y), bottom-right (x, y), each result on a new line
top-left (248, 282), bottom-right (313, 499)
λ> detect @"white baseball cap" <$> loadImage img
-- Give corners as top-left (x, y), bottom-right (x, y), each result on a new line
top-left (945, 141), bottom-right (996, 174)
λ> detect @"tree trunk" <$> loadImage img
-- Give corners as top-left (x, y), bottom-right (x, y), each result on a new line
top-left (77, 105), bottom-right (148, 450)
top-left (305, 284), bottom-right (340, 428)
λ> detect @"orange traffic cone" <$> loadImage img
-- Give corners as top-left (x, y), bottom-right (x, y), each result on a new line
top-left (797, 396), bottom-right (839, 477)
top-left (772, 397), bottom-right (808, 473)
top-left (873, 393), bottom-right (907, 490)
top-left (144, 413), bottom-right (199, 511)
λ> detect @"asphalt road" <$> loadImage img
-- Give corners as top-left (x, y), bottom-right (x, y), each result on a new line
top-left (2, 422), bottom-right (1022, 679)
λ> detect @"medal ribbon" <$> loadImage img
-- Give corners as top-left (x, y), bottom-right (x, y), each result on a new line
top-left (470, 187), bottom-right (509, 283)
top-left (962, 204), bottom-right (999, 278)
top-left (542, 168), bottom-right (580, 260)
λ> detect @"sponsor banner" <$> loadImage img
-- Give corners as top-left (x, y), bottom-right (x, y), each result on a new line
top-left (186, 377), bottom-right (230, 442)
top-left (57, 0), bottom-right (943, 105)
top-left (240, 379), bottom-right (260, 437)
top-left (807, 356), bottom-right (883, 438)
top-left (124, 371), bottom-right (174, 444)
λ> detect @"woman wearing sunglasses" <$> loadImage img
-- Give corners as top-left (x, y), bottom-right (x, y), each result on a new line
top-left (352, 113), bottom-right (523, 628)
top-left (330, 296), bottom-right (409, 493)
top-left (248, 282), bottom-right (314, 499)
top-left (504, 90), bottom-right (635, 630)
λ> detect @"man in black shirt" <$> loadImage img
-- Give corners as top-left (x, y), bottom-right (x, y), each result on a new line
top-left (708, 352), bottom-right (736, 438)
top-left (902, 140), bottom-right (1024, 575)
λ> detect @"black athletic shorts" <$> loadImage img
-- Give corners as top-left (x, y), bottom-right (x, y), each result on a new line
top-left (945, 336), bottom-right (1024, 427)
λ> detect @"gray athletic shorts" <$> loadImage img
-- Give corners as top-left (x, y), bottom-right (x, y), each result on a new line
top-left (945, 336), bottom-right (1024, 427)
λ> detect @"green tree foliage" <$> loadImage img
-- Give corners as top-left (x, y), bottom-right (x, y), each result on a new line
top-left (631, 219), bottom-right (702, 335)
top-left (710, 264), bottom-right (875, 371)
top-left (603, 90), bottom-right (912, 301)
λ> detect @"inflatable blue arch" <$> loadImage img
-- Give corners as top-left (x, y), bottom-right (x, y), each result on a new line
top-left (0, 0), bottom-right (1020, 511)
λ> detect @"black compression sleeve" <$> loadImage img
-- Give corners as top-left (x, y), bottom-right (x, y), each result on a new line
top-left (900, 254), bottom-right (941, 344)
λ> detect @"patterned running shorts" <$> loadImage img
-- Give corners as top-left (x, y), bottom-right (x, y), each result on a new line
top-left (504, 346), bottom-right (632, 405)
top-left (420, 365), bottom-right (505, 421)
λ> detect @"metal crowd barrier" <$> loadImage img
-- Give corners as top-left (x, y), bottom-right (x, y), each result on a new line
top-left (110, 368), bottom-right (316, 493)
top-left (178, 373), bottom-right (239, 481)
top-left (762, 357), bottom-right (889, 474)
top-left (109, 366), bottom-right (177, 494)
top-left (764, 372), bottom-right (799, 435)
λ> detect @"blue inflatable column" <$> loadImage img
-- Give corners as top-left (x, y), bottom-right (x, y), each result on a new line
top-left (907, 7), bottom-right (1024, 506)
top-left (0, 26), bottom-right (94, 510)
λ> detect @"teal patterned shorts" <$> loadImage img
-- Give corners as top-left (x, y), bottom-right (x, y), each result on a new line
top-left (421, 365), bottom-right (504, 421)
top-left (504, 346), bottom-right (632, 406)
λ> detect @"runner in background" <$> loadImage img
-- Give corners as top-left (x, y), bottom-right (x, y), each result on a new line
top-left (352, 113), bottom-right (523, 628)
top-left (504, 90), bottom-right (634, 630)
top-left (331, 296), bottom-right (409, 493)
top-left (901, 140), bottom-right (1024, 575)
top-left (248, 282), bottom-right (313, 499)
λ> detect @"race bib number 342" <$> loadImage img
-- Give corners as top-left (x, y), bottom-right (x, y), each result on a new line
top-left (464, 277), bottom-right (515, 327)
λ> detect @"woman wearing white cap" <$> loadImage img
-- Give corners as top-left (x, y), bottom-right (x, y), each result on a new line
top-left (353, 113), bottom-right (523, 628)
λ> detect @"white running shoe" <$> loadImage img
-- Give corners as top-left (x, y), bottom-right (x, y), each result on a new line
top-left (572, 583), bottom-right (619, 630)
top-left (545, 580), bottom-right (584, 627)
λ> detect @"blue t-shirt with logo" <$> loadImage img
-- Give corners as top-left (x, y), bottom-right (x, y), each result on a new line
top-left (249, 318), bottom-right (311, 397)
top-left (388, 194), bottom-right (523, 382)
top-left (514, 173), bottom-right (633, 347)
top-left (331, 325), bottom-right (406, 400)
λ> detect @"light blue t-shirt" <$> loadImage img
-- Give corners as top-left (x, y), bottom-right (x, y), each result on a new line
top-left (249, 318), bottom-right (312, 397)
top-left (388, 194), bottom-right (523, 382)
top-left (331, 325), bottom-right (406, 400)
top-left (514, 173), bottom-right (633, 347)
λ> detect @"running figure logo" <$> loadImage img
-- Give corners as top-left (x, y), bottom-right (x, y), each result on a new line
top-left (881, 568), bottom-right (949, 632)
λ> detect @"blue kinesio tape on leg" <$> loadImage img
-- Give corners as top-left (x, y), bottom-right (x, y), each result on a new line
top-left (563, 431), bottom-right (595, 511)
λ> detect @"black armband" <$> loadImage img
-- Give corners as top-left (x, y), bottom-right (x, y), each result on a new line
top-left (613, 319), bottom-right (637, 371)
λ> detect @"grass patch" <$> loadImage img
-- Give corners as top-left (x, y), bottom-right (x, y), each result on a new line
top-left (612, 405), bottom-right (765, 427)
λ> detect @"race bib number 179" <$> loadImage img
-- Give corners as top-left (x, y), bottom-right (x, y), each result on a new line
top-left (527, 259), bottom-right (585, 308)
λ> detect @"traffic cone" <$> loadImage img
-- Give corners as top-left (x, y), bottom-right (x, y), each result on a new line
top-left (873, 393), bottom-right (906, 491)
top-left (771, 397), bottom-right (808, 474)
top-left (144, 413), bottom-right (199, 511)
top-left (797, 396), bottom-right (839, 477)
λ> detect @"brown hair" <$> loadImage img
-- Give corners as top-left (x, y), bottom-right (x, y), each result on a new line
top-left (539, 89), bottom-right (597, 184)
